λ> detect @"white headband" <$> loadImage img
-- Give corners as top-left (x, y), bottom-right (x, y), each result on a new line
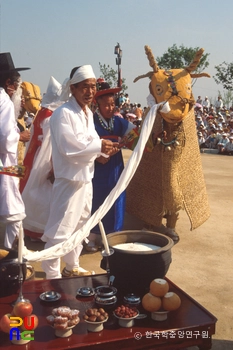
top-left (70, 65), bottom-right (96, 85)
top-left (62, 65), bottom-right (96, 100)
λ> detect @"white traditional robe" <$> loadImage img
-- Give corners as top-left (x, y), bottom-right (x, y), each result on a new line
top-left (21, 76), bottom-right (68, 236)
top-left (48, 95), bottom-right (102, 182)
top-left (22, 117), bottom-right (53, 233)
top-left (0, 88), bottom-right (25, 248)
top-left (41, 95), bottom-right (103, 279)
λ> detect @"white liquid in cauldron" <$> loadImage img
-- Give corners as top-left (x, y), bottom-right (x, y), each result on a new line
top-left (113, 242), bottom-right (161, 251)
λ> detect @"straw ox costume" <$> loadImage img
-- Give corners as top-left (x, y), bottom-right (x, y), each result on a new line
top-left (127, 46), bottom-right (211, 240)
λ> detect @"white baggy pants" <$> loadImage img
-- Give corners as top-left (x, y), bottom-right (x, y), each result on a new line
top-left (0, 213), bottom-right (26, 249)
top-left (41, 178), bottom-right (92, 279)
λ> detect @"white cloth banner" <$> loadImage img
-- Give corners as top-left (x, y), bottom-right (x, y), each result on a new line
top-left (24, 103), bottom-right (160, 262)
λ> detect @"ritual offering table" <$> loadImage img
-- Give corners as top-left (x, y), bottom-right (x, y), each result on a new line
top-left (0, 274), bottom-right (217, 349)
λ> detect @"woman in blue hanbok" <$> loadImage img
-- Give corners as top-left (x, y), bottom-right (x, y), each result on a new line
top-left (85, 81), bottom-right (135, 252)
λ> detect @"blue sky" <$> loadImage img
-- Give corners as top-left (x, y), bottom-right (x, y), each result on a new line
top-left (1, 0), bottom-right (233, 106)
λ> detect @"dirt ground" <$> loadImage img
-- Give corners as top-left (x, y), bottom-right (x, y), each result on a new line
top-left (122, 150), bottom-right (233, 350)
top-left (0, 150), bottom-right (232, 350)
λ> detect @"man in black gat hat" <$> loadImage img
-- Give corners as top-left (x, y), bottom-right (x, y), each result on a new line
top-left (0, 52), bottom-right (30, 250)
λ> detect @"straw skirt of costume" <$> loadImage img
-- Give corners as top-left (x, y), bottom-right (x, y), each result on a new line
top-left (91, 114), bottom-right (134, 234)
top-left (127, 108), bottom-right (210, 231)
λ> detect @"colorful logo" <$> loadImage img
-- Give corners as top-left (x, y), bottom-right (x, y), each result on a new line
top-left (9, 316), bottom-right (35, 341)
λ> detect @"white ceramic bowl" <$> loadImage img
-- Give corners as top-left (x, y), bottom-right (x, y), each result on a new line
top-left (85, 317), bottom-right (108, 332)
top-left (151, 310), bottom-right (169, 321)
top-left (113, 311), bottom-right (139, 328)
top-left (53, 324), bottom-right (76, 338)
top-left (11, 335), bottom-right (31, 345)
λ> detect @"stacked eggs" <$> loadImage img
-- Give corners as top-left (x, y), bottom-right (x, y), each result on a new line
top-left (142, 278), bottom-right (181, 312)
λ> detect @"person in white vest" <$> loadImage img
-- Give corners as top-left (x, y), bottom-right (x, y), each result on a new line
top-left (41, 65), bottom-right (117, 279)
top-left (202, 96), bottom-right (210, 111)
top-left (222, 136), bottom-right (233, 155)
top-left (215, 96), bottom-right (223, 113)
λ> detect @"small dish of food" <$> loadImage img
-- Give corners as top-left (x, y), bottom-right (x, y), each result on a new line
top-left (113, 305), bottom-right (139, 328)
top-left (83, 307), bottom-right (108, 332)
top-left (46, 306), bottom-right (80, 337)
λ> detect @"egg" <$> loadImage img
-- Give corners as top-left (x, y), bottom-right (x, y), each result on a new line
top-left (142, 293), bottom-right (162, 312)
top-left (149, 278), bottom-right (169, 297)
top-left (162, 292), bottom-right (181, 311)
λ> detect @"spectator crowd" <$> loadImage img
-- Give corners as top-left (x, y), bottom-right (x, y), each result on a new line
top-left (195, 95), bottom-right (233, 155)
top-left (113, 92), bottom-right (233, 156)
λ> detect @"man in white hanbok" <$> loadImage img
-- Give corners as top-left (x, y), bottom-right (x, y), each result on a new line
top-left (41, 65), bottom-right (116, 279)
top-left (0, 52), bottom-right (30, 249)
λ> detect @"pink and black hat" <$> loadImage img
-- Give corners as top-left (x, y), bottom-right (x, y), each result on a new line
top-left (95, 78), bottom-right (121, 99)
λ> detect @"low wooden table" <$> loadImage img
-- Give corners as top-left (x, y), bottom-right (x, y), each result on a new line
top-left (0, 274), bottom-right (217, 349)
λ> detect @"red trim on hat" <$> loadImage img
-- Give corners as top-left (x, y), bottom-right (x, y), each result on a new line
top-left (95, 86), bottom-right (122, 99)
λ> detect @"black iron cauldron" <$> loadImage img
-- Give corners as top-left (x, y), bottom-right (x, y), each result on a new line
top-left (100, 230), bottom-right (174, 296)
top-left (0, 249), bottom-right (26, 297)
